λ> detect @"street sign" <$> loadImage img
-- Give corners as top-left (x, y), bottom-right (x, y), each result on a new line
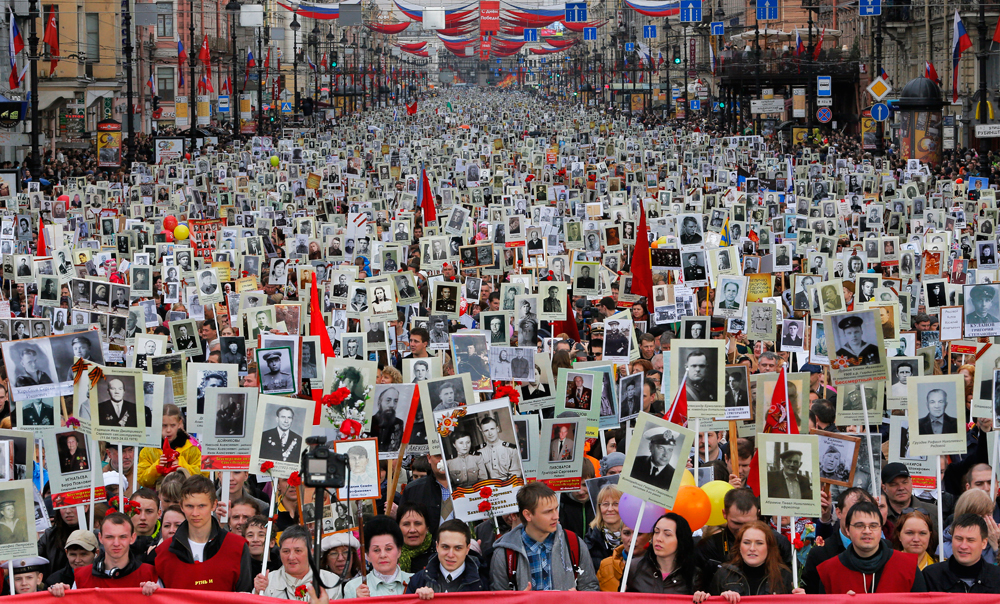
top-left (583, 27), bottom-right (596, 40)
top-left (974, 124), bottom-right (1000, 138)
top-left (866, 77), bottom-right (892, 100)
top-left (281, 101), bottom-right (292, 113)
top-left (859, 0), bottom-right (881, 15)
top-left (751, 99), bottom-right (784, 113)
top-left (817, 76), bottom-right (832, 97)
top-left (870, 102), bottom-right (889, 122)
top-left (710, 21), bottom-right (724, 35)
top-left (690, 99), bottom-right (701, 110)
top-left (680, 0), bottom-right (702, 22)
top-left (643, 25), bottom-right (657, 38)
top-left (625, 42), bottom-right (635, 52)
top-left (524, 28), bottom-right (538, 41)
top-left (672, 87), bottom-right (681, 98)
top-left (817, 107), bottom-right (832, 123)
top-left (565, 2), bottom-right (587, 22)
top-left (816, 97), bottom-right (832, 106)
top-left (218, 95), bottom-right (229, 113)
top-left (755, 0), bottom-right (778, 21)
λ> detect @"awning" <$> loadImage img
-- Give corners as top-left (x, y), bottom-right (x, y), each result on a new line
top-left (37, 90), bottom-right (66, 112)
top-left (86, 89), bottom-right (117, 108)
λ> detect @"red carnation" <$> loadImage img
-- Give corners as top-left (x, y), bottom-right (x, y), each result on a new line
top-left (294, 585), bottom-right (308, 598)
top-left (65, 417), bottom-right (81, 428)
top-left (287, 471), bottom-right (302, 487)
top-left (478, 500), bottom-right (492, 512)
top-left (260, 461), bottom-right (275, 473)
top-left (479, 486), bottom-right (493, 498)
top-left (793, 538), bottom-right (805, 550)
top-left (340, 419), bottom-right (363, 437)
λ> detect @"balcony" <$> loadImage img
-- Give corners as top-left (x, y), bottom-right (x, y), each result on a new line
top-left (717, 49), bottom-right (859, 85)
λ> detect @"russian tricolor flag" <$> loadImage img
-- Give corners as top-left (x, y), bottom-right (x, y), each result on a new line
top-left (925, 61), bottom-right (939, 84)
top-left (954, 10), bottom-right (973, 103)
top-left (794, 30), bottom-right (804, 56)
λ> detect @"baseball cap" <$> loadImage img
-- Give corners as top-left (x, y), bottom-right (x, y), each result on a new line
top-left (881, 462), bottom-right (910, 484)
top-left (65, 530), bottom-right (99, 552)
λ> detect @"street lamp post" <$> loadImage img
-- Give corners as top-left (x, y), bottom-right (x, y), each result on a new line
top-left (256, 24), bottom-right (268, 134)
top-left (978, 2), bottom-right (989, 176)
top-left (226, 0), bottom-right (240, 140)
top-left (122, 0), bottom-right (136, 167)
top-left (188, 17), bottom-right (197, 152)
top-left (27, 0), bottom-right (40, 179)
top-left (290, 13), bottom-right (300, 119)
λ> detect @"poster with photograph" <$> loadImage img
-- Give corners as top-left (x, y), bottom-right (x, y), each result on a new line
top-left (602, 317), bottom-right (633, 364)
top-left (747, 302), bottom-right (777, 342)
top-left (907, 374), bottom-right (967, 456)
top-left (824, 309), bottom-right (888, 387)
top-left (43, 429), bottom-right (104, 507)
top-left (669, 339), bottom-right (726, 419)
top-left (722, 365), bottom-right (752, 420)
top-left (256, 347), bottom-right (297, 396)
top-left (575, 361), bottom-right (620, 431)
top-left (714, 275), bottom-right (747, 319)
top-left (250, 394), bottom-right (313, 478)
top-left (0, 429), bottom-right (31, 482)
top-left (758, 433), bottom-right (821, 517)
top-left (888, 416), bottom-right (935, 489)
top-left (2, 330), bottom-right (105, 402)
top-left (365, 383), bottom-right (417, 460)
top-left (512, 413), bottom-right (540, 481)
top-left (964, 283), bottom-right (1000, 337)
top-left (488, 347), bottom-right (535, 382)
top-left (835, 382), bottom-right (884, 426)
top-left (536, 417), bottom-right (587, 492)
top-left (15, 397), bottom-right (58, 433)
top-left (887, 356), bottom-right (922, 412)
top-left (554, 368), bottom-right (602, 429)
top-left (150, 352), bottom-right (187, 406)
top-left (88, 367), bottom-right (145, 443)
top-left (810, 429), bottom-right (859, 487)
top-left (200, 387), bottom-right (258, 471)
top-left (0, 480), bottom-right (38, 559)
top-left (322, 359), bottom-right (378, 424)
top-left (434, 397), bottom-right (524, 521)
top-left (518, 351), bottom-right (555, 412)
top-left (140, 374), bottom-right (167, 447)
top-left (616, 372), bottom-right (643, 423)
top-left (187, 363), bottom-right (238, 432)
top-left (334, 438), bottom-right (381, 500)
top-left (538, 282), bottom-right (567, 321)
top-left (619, 413), bottom-right (694, 509)
top-left (450, 332), bottom-right (491, 390)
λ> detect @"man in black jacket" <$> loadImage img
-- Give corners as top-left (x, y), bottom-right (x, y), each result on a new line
top-left (399, 454), bottom-right (449, 536)
top-left (696, 488), bottom-right (792, 587)
top-left (405, 519), bottom-right (488, 597)
top-left (45, 530), bottom-right (98, 587)
top-left (924, 514), bottom-right (1000, 593)
top-left (803, 487), bottom-right (875, 593)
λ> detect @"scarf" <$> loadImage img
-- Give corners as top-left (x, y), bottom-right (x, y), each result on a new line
top-left (602, 527), bottom-right (622, 550)
top-left (398, 532), bottom-right (432, 572)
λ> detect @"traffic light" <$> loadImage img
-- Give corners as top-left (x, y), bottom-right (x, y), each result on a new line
top-left (673, 45), bottom-right (681, 64)
top-left (152, 95), bottom-right (160, 111)
top-left (331, 53), bottom-right (338, 68)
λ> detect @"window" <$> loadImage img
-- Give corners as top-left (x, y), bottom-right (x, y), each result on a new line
top-left (156, 2), bottom-right (173, 38)
top-left (157, 67), bottom-right (174, 101)
top-left (85, 13), bottom-right (99, 62)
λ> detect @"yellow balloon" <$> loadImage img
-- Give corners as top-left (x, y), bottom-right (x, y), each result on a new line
top-left (702, 480), bottom-right (735, 526)
top-left (680, 470), bottom-right (696, 488)
top-left (173, 224), bottom-right (190, 240)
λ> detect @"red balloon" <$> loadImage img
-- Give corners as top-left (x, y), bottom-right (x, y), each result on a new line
top-left (163, 216), bottom-right (178, 231)
top-left (184, 153), bottom-right (191, 161)
top-left (162, 229), bottom-right (174, 243)
top-left (668, 486), bottom-right (712, 532)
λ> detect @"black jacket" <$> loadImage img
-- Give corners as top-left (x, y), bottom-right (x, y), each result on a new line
top-left (405, 553), bottom-right (488, 594)
top-left (708, 563), bottom-right (795, 596)
top-left (584, 527), bottom-right (616, 568)
top-left (399, 476), bottom-right (444, 536)
top-left (696, 525), bottom-right (792, 587)
top-left (559, 493), bottom-right (595, 538)
top-left (803, 529), bottom-right (847, 593)
top-left (923, 557), bottom-right (1000, 593)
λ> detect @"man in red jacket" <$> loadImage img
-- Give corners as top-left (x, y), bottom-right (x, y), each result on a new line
top-left (47, 513), bottom-right (157, 594)
top-left (816, 500), bottom-right (927, 594)
top-left (150, 475), bottom-right (253, 592)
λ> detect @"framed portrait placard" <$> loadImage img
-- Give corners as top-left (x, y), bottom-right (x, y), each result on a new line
top-left (939, 306), bottom-right (964, 341)
top-left (554, 368), bottom-right (602, 430)
top-left (250, 394), bottom-right (313, 479)
top-left (906, 374), bottom-right (967, 456)
top-left (758, 432), bottom-right (821, 518)
top-left (0, 480), bottom-right (38, 559)
top-left (334, 437), bottom-right (381, 501)
top-left (365, 383), bottom-right (418, 461)
top-left (669, 339), bottom-right (726, 419)
top-left (619, 413), bottom-right (694, 510)
top-left (810, 429), bottom-right (859, 488)
top-left (42, 429), bottom-right (104, 508)
top-left (88, 367), bottom-right (145, 443)
top-left (512, 413), bottom-right (540, 482)
top-left (187, 363), bottom-right (239, 432)
top-left (824, 309), bottom-right (888, 388)
top-left (200, 387), bottom-right (259, 471)
top-left (536, 416), bottom-right (587, 492)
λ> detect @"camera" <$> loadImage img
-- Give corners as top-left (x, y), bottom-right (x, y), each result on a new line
top-left (300, 436), bottom-right (349, 489)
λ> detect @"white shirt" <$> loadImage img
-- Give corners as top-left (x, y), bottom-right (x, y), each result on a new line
top-left (439, 562), bottom-right (466, 584)
top-left (188, 539), bottom-right (207, 562)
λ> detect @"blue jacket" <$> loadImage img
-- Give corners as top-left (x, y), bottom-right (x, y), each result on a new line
top-left (405, 553), bottom-right (488, 594)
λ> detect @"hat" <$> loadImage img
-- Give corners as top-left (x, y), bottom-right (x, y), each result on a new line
top-left (799, 363), bottom-right (823, 374)
top-left (600, 452), bottom-right (626, 475)
top-left (102, 471), bottom-right (129, 491)
top-left (646, 429), bottom-right (677, 447)
top-left (881, 462), bottom-right (910, 484)
top-left (838, 316), bottom-right (864, 330)
top-left (321, 532), bottom-right (360, 554)
top-left (263, 352), bottom-right (281, 362)
top-left (970, 285), bottom-right (996, 301)
top-left (574, 298), bottom-right (587, 310)
top-left (2, 557), bottom-right (49, 574)
top-left (778, 449), bottom-right (803, 461)
top-left (65, 530), bottom-right (99, 552)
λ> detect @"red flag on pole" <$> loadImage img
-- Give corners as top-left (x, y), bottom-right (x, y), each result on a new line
top-left (993, 14), bottom-right (1000, 45)
top-left (553, 293), bottom-right (580, 343)
top-left (309, 274), bottom-right (336, 425)
top-left (629, 198), bottom-right (654, 305)
top-left (406, 101), bottom-right (417, 115)
top-left (36, 217), bottom-right (46, 256)
top-left (745, 366), bottom-right (799, 496)
top-left (42, 6), bottom-right (59, 75)
top-left (665, 375), bottom-right (688, 427)
top-left (418, 164), bottom-right (436, 226)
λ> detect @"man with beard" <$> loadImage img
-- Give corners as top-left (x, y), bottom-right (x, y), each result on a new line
top-left (371, 386), bottom-right (404, 453)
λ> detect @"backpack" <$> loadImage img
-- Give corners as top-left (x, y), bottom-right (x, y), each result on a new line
top-left (505, 529), bottom-right (581, 590)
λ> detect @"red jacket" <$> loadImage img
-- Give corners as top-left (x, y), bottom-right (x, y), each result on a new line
top-left (816, 546), bottom-right (922, 593)
top-left (154, 518), bottom-right (253, 592)
top-left (74, 558), bottom-right (158, 588)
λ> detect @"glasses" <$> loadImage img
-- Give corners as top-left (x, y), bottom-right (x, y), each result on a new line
top-left (600, 501), bottom-right (620, 510)
top-left (849, 523), bottom-right (882, 532)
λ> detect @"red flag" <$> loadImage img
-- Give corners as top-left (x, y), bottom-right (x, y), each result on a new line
top-left (746, 367), bottom-right (799, 496)
top-left (812, 28), bottom-right (825, 61)
top-left (406, 101), bottom-right (417, 115)
top-left (309, 272), bottom-right (336, 425)
top-left (42, 6), bottom-right (59, 75)
top-left (629, 198), bottom-right (654, 305)
top-left (993, 14), bottom-right (1000, 45)
top-left (198, 35), bottom-right (211, 67)
top-left (553, 293), bottom-right (580, 343)
top-left (419, 165), bottom-right (436, 227)
top-left (665, 375), bottom-right (688, 427)
top-left (36, 217), bottom-right (45, 256)
top-left (399, 386), bottom-right (422, 444)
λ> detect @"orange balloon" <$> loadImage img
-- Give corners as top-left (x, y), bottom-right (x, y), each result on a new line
top-left (669, 485), bottom-right (711, 531)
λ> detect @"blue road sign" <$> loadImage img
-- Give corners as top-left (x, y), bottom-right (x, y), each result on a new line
top-left (218, 95), bottom-right (229, 113)
top-left (625, 42), bottom-right (635, 52)
top-left (690, 99), bottom-right (701, 110)
top-left (710, 21), bottom-right (725, 35)
top-left (281, 101), bottom-right (292, 113)
top-left (524, 28), bottom-right (538, 42)
top-left (643, 25), bottom-right (657, 38)
top-left (817, 107), bottom-right (832, 123)
top-left (680, 0), bottom-right (702, 22)
top-left (583, 27), bottom-right (597, 40)
top-left (565, 2), bottom-right (587, 22)
top-left (755, 0), bottom-right (778, 21)
top-left (871, 103), bottom-right (889, 122)
top-left (816, 75), bottom-right (832, 97)
top-left (859, 0), bottom-right (881, 15)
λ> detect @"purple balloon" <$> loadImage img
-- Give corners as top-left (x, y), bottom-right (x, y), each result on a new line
top-left (619, 492), bottom-right (667, 533)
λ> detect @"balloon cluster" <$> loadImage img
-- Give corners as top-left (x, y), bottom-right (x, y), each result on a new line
top-left (619, 472), bottom-right (734, 532)
top-left (162, 216), bottom-right (189, 242)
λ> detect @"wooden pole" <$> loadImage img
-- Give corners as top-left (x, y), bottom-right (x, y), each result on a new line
top-left (385, 443), bottom-right (408, 513)
top-left (728, 419), bottom-right (740, 480)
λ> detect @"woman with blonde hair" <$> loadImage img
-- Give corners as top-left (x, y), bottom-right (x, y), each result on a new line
top-left (585, 483), bottom-right (624, 565)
